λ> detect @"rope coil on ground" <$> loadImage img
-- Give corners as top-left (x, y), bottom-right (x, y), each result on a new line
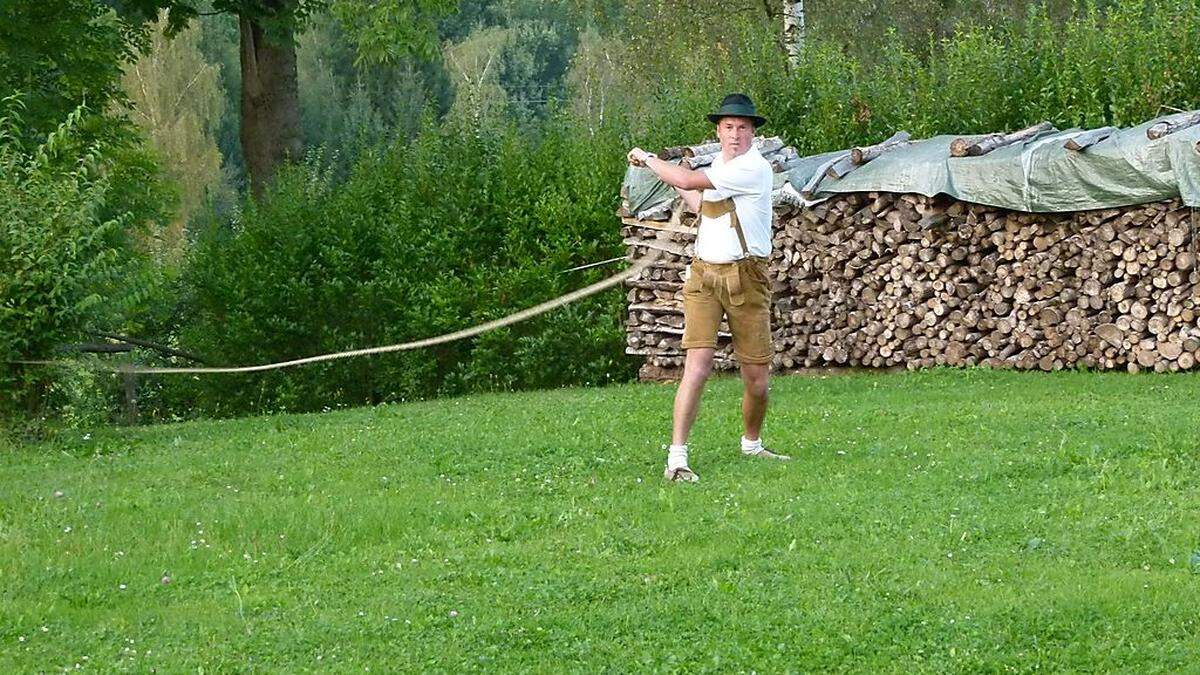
top-left (11, 252), bottom-right (658, 376)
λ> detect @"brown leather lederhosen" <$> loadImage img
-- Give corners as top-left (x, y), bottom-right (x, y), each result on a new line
top-left (681, 191), bottom-right (773, 363)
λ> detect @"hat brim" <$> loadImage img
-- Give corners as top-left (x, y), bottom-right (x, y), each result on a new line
top-left (707, 113), bottom-right (767, 128)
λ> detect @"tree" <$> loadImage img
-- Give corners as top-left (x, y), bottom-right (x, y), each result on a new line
top-left (782, 1), bottom-right (805, 72)
top-left (0, 0), bottom-right (149, 141)
top-left (443, 25), bottom-right (512, 129)
top-left (122, 10), bottom-right (227, 257)
top-left (565, 27), bottom-right (622, 136)
top-left (116, 0), bottom-right (313, 195)
top-left (235, 1), bottom-right (306, 196)
top-left (295, 13), bottom-right (446, 175)
top-left (118, 0), bottom-right (455, 196)
top-left (0, 0), bottom-right (175, 243)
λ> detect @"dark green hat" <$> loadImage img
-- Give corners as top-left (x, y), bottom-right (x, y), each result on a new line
top-left (706, 93), bottom-right (767, 128)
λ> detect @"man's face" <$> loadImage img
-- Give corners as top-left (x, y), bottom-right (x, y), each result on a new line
top-left (716, 116), bottom-right (756, 158)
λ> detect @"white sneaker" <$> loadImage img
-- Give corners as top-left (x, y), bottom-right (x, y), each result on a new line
top-left (742, 446), bottom-right (791, 461)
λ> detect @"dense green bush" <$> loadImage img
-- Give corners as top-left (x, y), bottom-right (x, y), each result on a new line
top-left (0, 101), bottom-right (167, 421)
top-left (161, 111), bottom-right (635, 415)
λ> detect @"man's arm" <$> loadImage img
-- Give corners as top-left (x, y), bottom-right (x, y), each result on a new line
top-left (675, 186), bottom-right (701, 213)
top-left (628, 147), bottom-right (714, 192)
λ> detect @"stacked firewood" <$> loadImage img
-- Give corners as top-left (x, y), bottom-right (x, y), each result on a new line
top-left (624, 193), bottom-right (1200, 379)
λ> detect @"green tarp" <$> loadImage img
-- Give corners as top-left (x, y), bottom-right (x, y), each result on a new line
top-left (621, 164), bottom-right (676, 217)
top-left (625, 113), bottom-right (1200, 216)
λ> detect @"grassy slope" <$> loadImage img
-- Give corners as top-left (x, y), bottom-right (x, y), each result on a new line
top-left (2, 369), bottom-right (1199, 672)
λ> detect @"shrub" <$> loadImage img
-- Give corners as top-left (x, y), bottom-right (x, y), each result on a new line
top-left (0, 99), bottom-right (168, 422)
top-left (166, 111), bottom-right (636, 416)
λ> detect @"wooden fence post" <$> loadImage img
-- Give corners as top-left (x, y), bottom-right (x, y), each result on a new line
top-left (121, 359), bottom-right (139, 426)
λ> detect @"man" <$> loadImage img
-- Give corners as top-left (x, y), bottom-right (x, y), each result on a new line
top-left (627, 92), bottom-right (789, 483)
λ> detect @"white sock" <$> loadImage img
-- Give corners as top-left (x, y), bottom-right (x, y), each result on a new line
top-left (741, 436), bottom-right (763, 453)
top-left (667, 444), bottom-right (690, 470)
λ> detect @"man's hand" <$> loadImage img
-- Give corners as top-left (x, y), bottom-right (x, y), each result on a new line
top-left (628, 147), bottom-right (713, 191)
top-left (627, 147), bottom-right (657, 167)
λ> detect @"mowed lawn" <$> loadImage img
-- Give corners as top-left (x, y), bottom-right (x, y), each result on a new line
top-left (2, 369), bottom-right (1199, 672)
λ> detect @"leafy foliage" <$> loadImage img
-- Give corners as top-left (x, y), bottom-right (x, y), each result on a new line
top-left (0, 0), bottom-right (149, 141)
top-left (167, 111), bottom-right (634, 415)
top-left (611, 0), bottom-right (1200, 155)
top-left (331, 0), bottom-right (458, 63)
top-left (0, 100), bottom-right (161, 419)
top-left (121, 11), bottom-right (229, 259)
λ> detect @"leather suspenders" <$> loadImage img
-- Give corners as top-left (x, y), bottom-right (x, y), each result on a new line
top-left (698, 192), bottom-right (751, 258)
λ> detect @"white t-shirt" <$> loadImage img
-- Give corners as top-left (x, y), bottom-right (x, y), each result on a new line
top-left (696, 146), bottom-right (774, 263)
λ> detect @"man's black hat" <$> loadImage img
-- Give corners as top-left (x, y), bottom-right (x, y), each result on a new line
top-left (706, 93), bottom-right (767, 128)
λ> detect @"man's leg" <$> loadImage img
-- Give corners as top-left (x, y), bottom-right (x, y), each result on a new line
top-left (726, 260), bottom-right (787, 460)
top-left (669, 260), bottom-right (721, 481)
top-left (672, 347), bottom-right (715, 445)
top-left (739, 362), bottom-right (769, 441)
top-left (739, 362), bottom-right (789, 460)
top-left (664, 347), bottom-right (713, 481)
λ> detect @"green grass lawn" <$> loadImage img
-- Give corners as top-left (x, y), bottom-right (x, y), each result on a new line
top-left (2, 368), bottom-right (1199, 672)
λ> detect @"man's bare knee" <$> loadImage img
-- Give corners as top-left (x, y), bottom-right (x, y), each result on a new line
top-left (741, 364), bottom-right (769, 398)
top-left (683, 349), bottom-right (715, 382)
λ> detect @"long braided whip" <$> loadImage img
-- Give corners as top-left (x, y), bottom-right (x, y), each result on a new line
top-left (11, 252), bottom-right (659, 375)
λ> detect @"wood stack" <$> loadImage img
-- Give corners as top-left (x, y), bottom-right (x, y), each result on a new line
top-left (624, 191), bottom-right (1200, 379)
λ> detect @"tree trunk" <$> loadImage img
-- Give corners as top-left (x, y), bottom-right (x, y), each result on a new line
top-left (239, 13), bottom-right (302, 198)
top-left (782, 1), bottom-right (805, 72)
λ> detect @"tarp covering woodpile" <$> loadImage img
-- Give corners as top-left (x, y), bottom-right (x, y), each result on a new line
top-left (619, 111), bottom-right (1200, 379)
top-left (623, 111), bottom-right (1200, 217)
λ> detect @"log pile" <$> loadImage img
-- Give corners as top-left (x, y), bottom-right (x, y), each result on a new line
top-left (624, 191), bottom-right (1200, 379)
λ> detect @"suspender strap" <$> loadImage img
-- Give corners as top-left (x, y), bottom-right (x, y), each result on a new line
top-left (698, 192), bottom-right (750, 257)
